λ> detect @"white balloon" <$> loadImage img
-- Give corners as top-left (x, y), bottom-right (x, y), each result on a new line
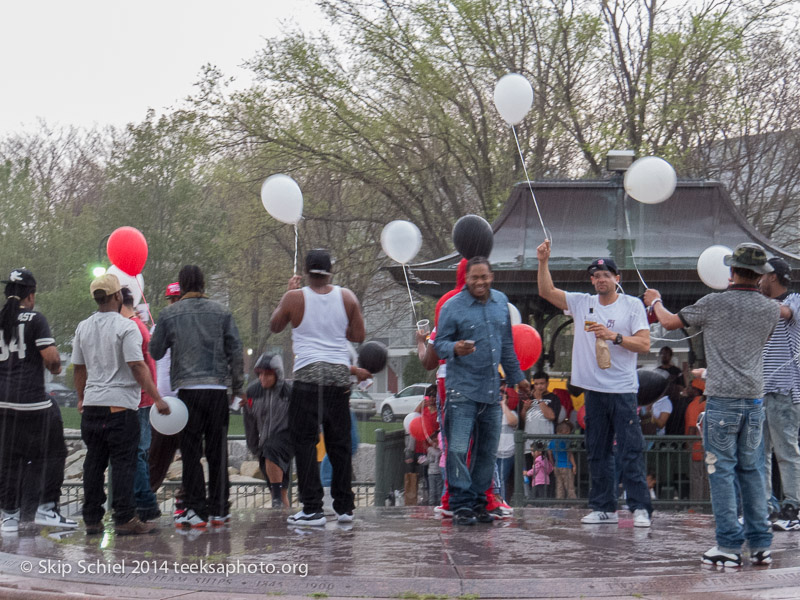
top-left (149, 396), bottom-right (189, 436)
top-left (508, 303), bottom-right (522, 326)
top-left (261, 174), bottom-right (303, 224)
top-left (493, 74), bottom-right (534, 125)
top-left (404, 411), bottom-right (421, 434)
top-left (697, 245), bottom-right (733, 290)
top-left (381, 220), bottom-right (422, 264)
top-left (624, 156), bottom-right (677, 204)
top-left (106, 265), bottom-right (144, 306)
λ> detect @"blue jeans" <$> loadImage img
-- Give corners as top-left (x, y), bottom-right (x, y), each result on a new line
top-left (495, 456), bottom-right (514, 501)
top-left (134, 407), bottom-right (159, 512)
top-left (704, 397), bottom-right (772, 553)
top-left (584, 391), bottom-right (651, 514)
top-left (444, 396), bottom-right (501, 513)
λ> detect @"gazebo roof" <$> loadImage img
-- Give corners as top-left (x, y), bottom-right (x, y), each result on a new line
top-left (389, 178), bottom-right (800, 310)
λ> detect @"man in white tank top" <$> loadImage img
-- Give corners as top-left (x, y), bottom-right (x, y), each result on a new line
top-left (270, 249), bottom-right (369, 527)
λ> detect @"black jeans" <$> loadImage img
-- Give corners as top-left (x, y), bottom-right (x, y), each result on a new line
top-left (178, 389), bottom-right (230, 520)
top-left (81, 407), bottom-right (139, 525)
top-left (0, 403), bottom-right (68, 514)
top-left (290, 381), bottom-right (354, 515)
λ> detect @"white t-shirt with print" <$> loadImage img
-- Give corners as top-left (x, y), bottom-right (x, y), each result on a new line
top-left (565, 292), bottom-right (649, 394)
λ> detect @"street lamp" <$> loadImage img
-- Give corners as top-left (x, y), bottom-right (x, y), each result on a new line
top-left (91, 233), bottom-right (112, 278)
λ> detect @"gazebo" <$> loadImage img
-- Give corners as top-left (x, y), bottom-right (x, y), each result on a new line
top-left (389, 177), bottom-right (800, 367)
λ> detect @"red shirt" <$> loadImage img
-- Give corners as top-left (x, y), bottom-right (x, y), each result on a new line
top-left (131, 315), bottom-right (157, 408)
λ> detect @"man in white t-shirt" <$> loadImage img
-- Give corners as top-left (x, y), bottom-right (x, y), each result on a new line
top-left (537, 240), bottom-right (653, 527)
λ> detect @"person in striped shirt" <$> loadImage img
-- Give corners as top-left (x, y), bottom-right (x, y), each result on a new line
top-left (759, 257), bottom-right (800, 531)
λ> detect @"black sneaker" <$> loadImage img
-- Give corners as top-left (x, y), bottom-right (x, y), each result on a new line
top-left (286, 510), bottom-right (326, 527)
top-left (454, 509), bottom-right (477, 526)
top-left (474, 507), bottom-right (495, 523)
top-left (772, 505), bottom-right (800, 531)
top-left (137, 507), bottom-right (162, 522)
top-left (751, 550), bottom-right (772, 566)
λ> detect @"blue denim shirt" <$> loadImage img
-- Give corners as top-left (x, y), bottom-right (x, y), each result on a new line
top-left (434, 288), bottom-right (524, 404)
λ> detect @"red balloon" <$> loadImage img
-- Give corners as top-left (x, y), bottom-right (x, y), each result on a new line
top-left (409, 414), bottom-right (430, 442)
top-left (107, 227), bottom-right (148, 276)
top-left (512, 324), bottom-right (542, 370)
top-left (577, 405), bottom-right (586, 430)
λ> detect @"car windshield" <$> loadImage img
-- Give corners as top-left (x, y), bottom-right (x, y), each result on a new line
top-left (45, 383), bottom-right (69, 391)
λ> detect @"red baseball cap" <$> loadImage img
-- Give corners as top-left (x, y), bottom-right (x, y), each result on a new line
top-left (165, 282), bottom-right (181, 297)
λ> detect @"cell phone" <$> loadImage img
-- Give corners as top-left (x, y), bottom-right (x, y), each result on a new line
top-left (463, 340), bottom-right (475, 349)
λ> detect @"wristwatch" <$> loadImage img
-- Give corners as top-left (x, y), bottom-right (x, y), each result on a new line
top-left (613, 333), bottom-right (623, 345)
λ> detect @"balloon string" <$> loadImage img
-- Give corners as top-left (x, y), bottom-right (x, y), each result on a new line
top-left (135, 278), bottom-right (156, 326)
top-left (402, 264), bottom-right (418, 323)
top-left (511, 125), bottom-right (548, 240)
top-left (622, 198), bottom-right (648, 289)
top-left (293, 224), bottom-right (298, 276)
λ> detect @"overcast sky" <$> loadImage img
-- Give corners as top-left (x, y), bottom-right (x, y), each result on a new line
top-left (0, 0), bottom-right (321, 135)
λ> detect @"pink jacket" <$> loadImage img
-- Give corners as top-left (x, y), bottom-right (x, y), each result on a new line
top-left (531, 455), bottom-right (553, 486)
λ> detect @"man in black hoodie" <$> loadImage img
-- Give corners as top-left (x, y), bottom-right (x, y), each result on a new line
top-left (244, 353), bottom-right (292, 508)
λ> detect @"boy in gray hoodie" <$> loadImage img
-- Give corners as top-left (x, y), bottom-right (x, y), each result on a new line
top-left (244, 354), bottom-right (292, 508)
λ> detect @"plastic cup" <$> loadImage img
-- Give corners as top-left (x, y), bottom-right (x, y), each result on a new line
top-left (416, 319), bottom-right (430, 335)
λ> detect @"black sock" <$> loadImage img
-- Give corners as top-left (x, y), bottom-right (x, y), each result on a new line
top-left (270, 482), bottom-right (283, 499)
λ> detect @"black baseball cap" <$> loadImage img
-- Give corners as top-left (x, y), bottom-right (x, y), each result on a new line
top-left (588, 258), bottom-right (619, 276)
top-left (768, 257), bottom-right (791, 284)
top-left (305, 249), bottom-right (332, 276)
top-left (1, 268), bottom-right (36, 287)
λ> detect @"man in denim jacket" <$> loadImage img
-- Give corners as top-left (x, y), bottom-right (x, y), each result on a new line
top-left (434, 257), bottom-right (530, 526)
top-left (645, 243), bottom-right (780, 567)
top-left (150, 265), bottom-right (243, 529)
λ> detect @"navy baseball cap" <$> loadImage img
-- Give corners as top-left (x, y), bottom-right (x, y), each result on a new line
top-left (588, 258), bottom-right (619, 276)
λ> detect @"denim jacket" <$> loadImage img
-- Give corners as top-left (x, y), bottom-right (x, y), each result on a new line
top-left (150, 296), bottom-right (244, 394)
top-left (434, 288), bottom-right (524, 404)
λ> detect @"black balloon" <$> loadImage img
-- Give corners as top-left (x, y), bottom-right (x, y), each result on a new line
top-left (637, 368), bottom-right (670, 406)
top-left (358, 341), bottom-right (388, 374)
top-left (452, 215), bottom-right (493, 259)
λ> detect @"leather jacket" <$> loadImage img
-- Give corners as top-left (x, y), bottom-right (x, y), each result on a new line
top-left (150, 295), bottom-right (244, 394)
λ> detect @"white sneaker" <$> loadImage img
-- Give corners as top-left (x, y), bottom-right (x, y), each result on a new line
top-left (286, 510), bottom-right (326, 527)
top-left (34, 504), bottom-right (78, 529)
top-left (581, 510), bottom-right (618, 524)
top-left (633, 509), bottom-right (652, 528)
top-left (434, 505), bottom-right (453, 518)
top-left (1, 510), bottom-right (20, 533)
top-left (336, 511), bottom-right (354, 523)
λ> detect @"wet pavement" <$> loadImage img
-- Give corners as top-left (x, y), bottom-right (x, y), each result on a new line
top-left (0, 507), bottom-right (799, 599)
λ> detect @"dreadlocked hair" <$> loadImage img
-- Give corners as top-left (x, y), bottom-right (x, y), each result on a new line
top-left (178, 265), bottom-right (205, 295)
top-left (1, 282), bottom-right (35, 345)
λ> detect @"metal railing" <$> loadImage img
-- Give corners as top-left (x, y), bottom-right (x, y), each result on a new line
top-left (511, 430), bottom-right (710, 510)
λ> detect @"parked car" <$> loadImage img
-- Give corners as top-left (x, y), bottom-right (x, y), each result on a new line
top-left (378, 383), bottom-right (430, 422)
top-left (45, 383), bottom-right (78, 407)
top-left (349, 389), bottom-right (376, 420)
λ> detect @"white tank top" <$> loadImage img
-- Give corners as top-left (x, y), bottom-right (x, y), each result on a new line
top-left (292, 285), bottom-right (351, 371)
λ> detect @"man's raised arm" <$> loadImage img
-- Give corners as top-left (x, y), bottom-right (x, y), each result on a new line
top-left (537, 240), bottom-right (568, 311)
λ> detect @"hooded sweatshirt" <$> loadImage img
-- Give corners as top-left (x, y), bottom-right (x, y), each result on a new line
top-left (244, 353), bottom-right (291, 456)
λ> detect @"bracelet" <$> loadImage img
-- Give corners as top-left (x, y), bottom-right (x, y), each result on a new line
top-left (650, 298), bottom-right (663, 308)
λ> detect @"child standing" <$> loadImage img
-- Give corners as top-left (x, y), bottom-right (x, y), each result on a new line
top-left (550, 421), bottom-right (577, 499)
top-left (526, 448), bottom-right (554, 498)
top-left (426, 438), bottom-right (443, 507)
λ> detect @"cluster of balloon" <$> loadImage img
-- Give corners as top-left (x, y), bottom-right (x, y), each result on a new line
top-left (511, 324), bottom-right (542, 370)
top-left (150, 396), bottom-right (188, 435)
top-left (624, 156), bottom-right (678, 205)
top-left (452, 215), bottom-right (493, 259)
top-left (697, 245), bottom-right (733, 290)
top-left (381, 220), bottom-right (422, 265)
top-left (493, 73), bottom-right (534, 126)
top-left (357, 341), bottom-right (388, 374)
top-left (636, 368), bottom-right (670, 407)
top-left (106, 226), bottom-right (148, 305)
